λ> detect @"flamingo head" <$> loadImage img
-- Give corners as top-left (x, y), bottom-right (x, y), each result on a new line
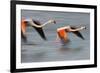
top-left (49, 19), bottom-right (56, 24)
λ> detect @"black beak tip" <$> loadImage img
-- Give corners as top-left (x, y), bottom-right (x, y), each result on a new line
top-left (54, 20), bottom-right (56, 24)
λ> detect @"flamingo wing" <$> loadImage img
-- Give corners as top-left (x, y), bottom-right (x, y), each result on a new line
top-left (71, 27), bottom-right (85, 40)
top-left (21, 20), bottom-right (28, 42)
top-left (21, 31), bottom-right (27, 42)
top-left (32, 20), bottom-right (47, 40)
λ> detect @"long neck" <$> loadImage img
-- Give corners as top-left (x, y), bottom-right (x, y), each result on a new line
top-left (29, 20), bottom-right (52, 28)
top-left (42, 20), bottom-right (52, 27)
top-left (70, 26), bottom-right (85, 32)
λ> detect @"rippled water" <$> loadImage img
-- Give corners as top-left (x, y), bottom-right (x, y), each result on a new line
top-left (21, 10), bottom-right (90, 63)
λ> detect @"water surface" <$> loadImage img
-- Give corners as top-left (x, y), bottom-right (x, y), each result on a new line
top-left (21, 10), bottom-right (90, 63)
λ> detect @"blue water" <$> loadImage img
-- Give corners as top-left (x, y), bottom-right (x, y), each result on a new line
top-left (21, 10), bottom-right (90, 63)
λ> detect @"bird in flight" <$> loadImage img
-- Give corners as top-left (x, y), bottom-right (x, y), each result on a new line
top-left (21, 17), bottom-right (56, 42)
top-left (56, 26), bottom-right (86, 45)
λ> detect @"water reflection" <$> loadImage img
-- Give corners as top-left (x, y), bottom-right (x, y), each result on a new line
top-left (58, 45), bottom-right (83, 53)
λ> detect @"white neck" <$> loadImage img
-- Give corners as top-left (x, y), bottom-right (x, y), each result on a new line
top-left (29, 20), bottom-right (53, 28)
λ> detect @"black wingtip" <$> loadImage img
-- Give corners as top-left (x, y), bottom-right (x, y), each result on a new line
top-left (21, 31), bottom-right (27, 42)
top-left (32, 20), bottom-right (47, 40)
top-left (71, 26), bottom-right (85, 40)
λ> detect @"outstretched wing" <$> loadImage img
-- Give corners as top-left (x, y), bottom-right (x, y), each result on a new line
top-left (71, 27), bottom-right (85, 40)
top-left (21, 31), bottom-right (27, 42)
top-left (32, 20), bottom-right (47, 40)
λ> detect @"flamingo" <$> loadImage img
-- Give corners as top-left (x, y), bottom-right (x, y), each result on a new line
top-left (21, 18), bottom-right (56, 42)
top-left (56, 26), bottom-right (86, 45)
